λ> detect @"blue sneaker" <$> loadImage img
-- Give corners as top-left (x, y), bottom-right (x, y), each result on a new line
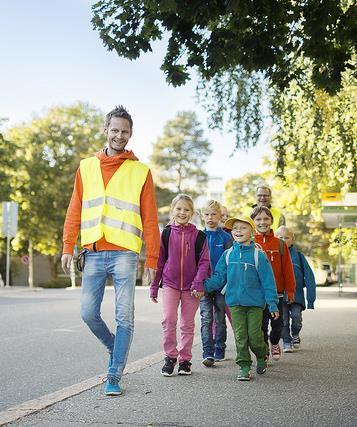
top-left (104, 377), bottom-right (122, 396)
top-left (214, 348), bottom-right (226, 362)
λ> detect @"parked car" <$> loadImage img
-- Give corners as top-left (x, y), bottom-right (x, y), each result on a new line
top-left (306, 257), bottom-right (337, 286)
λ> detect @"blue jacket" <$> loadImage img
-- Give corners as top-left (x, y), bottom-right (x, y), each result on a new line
top-left (204, 227), bottom-right (232, 271)
top-left (288, 246), bottom-right (316, 309)
top-left (204, 241), bottom-right (279, 313)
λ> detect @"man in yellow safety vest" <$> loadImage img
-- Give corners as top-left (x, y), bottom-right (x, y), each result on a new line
top-left (61, 105), bottom-right (160, 396)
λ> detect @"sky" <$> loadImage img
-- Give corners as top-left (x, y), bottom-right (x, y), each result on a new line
top-left (0, 0), bottom-right (271, 186)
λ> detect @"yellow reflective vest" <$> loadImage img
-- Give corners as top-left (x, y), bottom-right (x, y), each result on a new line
top-left (269, 207), bottom-right (285, 232)
top-left (80, 156), bottom-right (149, 253)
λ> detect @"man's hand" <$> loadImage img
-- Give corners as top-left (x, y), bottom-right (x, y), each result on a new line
top-left (151, 297), bottom-right (158, 304)
top-left (61, 254), bottom-right (73, 275)
top-left (144, 267), bottom-right (156, 286)
top-left (270, 311), bottom-right (280, 319)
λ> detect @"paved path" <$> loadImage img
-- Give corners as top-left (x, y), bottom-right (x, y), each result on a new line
top-left (1, 286), bottom-right (357, 426)
top-left (0, 287), bottom-right (163, 411)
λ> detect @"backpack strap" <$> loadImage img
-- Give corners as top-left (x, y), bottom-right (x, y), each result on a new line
top-left (225, 246), bottom-right (234, 265)
top-left (195, 230), bottom-right (206, 265)
top-left (253, 242), bottom-right (263, 270)
top-left (254, 247), bottom-right (259, 270)
top-left (161, 227), bottom-right (171, 262)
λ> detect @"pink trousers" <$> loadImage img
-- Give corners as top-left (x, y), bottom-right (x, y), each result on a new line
top-left (162, 286), bottom-right (200, 362)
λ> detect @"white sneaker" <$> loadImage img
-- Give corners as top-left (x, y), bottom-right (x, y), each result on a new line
top-left (292, 336), bottom-right (301, 349)
top-left (283, 343), bottom-right (294, 353)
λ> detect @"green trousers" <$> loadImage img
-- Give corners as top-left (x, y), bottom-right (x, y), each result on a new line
top-left (230, 305), bottom-right (268, 368)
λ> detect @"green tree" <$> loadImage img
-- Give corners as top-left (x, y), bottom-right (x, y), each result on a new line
top-left (266, 62), bottom-right (356, 262)
top-left (197, 67), bottom-right (267, 150)
top-left (224, 173), bottom-right (267, 216)
top-left (0, 122), bottom-right (18, 201)
top-left (154, 184), bottom-right (176, 209)
top-left (0, 124), bottom-right (20, 282)
top-left (271, 68), bottom-right (356, 186)
top-left (6, 103), bottom-right (105, 277)
top-left (92, 0), bottom-right (355, 93)
top-left (150, 111), bottom-right (212, 196)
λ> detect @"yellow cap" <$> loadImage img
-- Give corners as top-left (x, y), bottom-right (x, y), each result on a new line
top-left (224, 215), bottom-right (255, 231)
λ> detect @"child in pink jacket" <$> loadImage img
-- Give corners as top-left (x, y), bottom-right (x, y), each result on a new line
top-left (150, 194), bottom-right (210, 376)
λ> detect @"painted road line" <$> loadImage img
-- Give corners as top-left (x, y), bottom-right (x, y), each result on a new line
top-left (0, 337), bottom-right (201, 426)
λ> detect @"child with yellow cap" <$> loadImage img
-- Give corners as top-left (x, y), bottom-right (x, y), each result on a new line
top-left (204, 215), bottom-right (279, 381)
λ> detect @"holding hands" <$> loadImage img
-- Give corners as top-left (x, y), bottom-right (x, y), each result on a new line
top-left (191, 289), bottom-right (204, 299)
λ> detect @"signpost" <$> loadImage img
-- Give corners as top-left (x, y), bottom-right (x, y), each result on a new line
top-left (1, 202), bottom-right (18, 287)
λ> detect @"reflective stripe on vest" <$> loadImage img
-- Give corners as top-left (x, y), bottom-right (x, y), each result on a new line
top-left (80, 156), bottom-right (149, 253)
top-left (82, 197), bottom-right (141, 215)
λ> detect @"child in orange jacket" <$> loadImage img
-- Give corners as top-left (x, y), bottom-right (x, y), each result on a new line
top-left (251, 206), bottom-right (296, 361)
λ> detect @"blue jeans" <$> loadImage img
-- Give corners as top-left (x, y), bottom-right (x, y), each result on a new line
top-left (281, 302), bottom-right (303, 344)
top-left (80, 250), bottom-right (138, 381)
top-left (200, 292), bottom-right (227, 357)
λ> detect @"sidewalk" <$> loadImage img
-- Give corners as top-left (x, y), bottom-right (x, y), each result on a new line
top-left (6, 313), bottom-right (357, 426)
top-left (1, 287), bottom-right (357, 426)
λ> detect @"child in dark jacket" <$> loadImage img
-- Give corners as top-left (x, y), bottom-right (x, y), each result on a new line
top-left (276, 226), bottom-right (316, 352)
top-left (150, 194), bottom-right (210, 376)
top-left (204, 215), bottom-right (279, 381)
top-left (251, 206), bottom-right (296, 362)
top-left (200, 200), bottom-right (232, 367)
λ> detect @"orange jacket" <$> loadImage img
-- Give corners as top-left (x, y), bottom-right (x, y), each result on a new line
top-left (62, 150), bottom-right (160, 269)
top-left (254, 230), bottom-right (296, 301)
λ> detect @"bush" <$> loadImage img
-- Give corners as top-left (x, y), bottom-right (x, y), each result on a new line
top-left (38, 277), bottom-right (80, 288)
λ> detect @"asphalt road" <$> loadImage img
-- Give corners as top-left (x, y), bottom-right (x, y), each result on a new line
top-left (1, 286), bottom-right (357, 426)
top-left (0, 286), bottom-right (166, 411)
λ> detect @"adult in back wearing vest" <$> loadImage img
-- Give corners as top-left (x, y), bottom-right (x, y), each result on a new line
top-left (251, 184), bottom-right (286, 232)
top-left (61, 106), bottom-right (160, 396)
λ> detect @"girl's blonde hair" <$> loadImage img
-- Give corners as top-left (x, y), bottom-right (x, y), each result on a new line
top-left (170, 193), bottom-right (194, 220)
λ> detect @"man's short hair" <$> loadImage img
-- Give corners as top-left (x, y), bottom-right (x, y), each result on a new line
top-left (202, 200), bottom-right (222, 214)
top-left (255, 184), bottom-right (272, 195)
top-left (250, 206), bottom-right (274, 221)
top-left (104, 105), bottom-right (133, 130)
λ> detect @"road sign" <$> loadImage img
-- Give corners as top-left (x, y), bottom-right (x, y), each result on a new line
top-left (2, 201), bottom-right (18, 238)
top-left (21, 255), bottom-right (29, 265)
top-left (321, 192), bottom-right (342, 203)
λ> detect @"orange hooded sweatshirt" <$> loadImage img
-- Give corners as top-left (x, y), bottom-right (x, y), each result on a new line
top-left (254, 230), bottom-right (296, 301)
top-left (62, 150), bottom-right (160, 269)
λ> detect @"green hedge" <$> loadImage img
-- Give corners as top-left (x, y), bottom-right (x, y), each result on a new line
top-left (38, 278), bottom-right (79, 288)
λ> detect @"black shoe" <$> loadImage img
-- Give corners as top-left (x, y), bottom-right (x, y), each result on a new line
top-left (161, 356), bottom-right (177, 377)
top-left (178, 360), bottom-right (192, 375)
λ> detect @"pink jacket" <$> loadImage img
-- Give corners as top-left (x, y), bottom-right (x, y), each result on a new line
top-left (150, 223), bottom-right (211, 298)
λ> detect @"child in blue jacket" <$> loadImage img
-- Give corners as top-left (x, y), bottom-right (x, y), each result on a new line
top-left (200, 200), bottom-right (232, 367)
top-left (276, 226), bottom-right (316, 352)
top-left (204, 215), bottom-right (279, 381)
